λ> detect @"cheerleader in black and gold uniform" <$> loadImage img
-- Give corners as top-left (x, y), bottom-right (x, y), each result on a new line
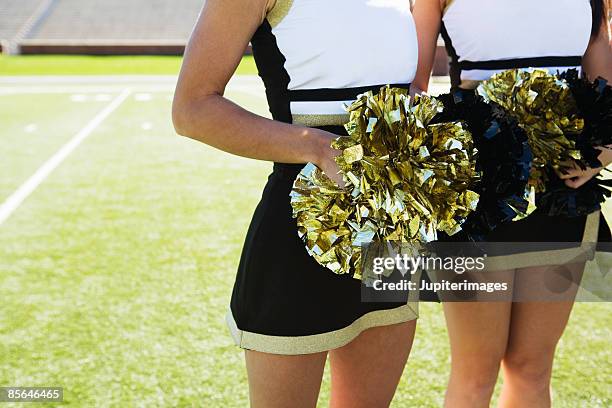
top-left (173, 1), bottom-right (421, 406)
top-left (413, 0), bottom-right (612, 407)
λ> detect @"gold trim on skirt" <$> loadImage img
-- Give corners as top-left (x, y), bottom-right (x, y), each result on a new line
top-left (480, 210), bottom-right (600, 271)
top-left (226, 302), bottom-right (418, 355)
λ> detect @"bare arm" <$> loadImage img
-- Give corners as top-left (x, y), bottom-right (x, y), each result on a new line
top-left (559, 19), bottom-right (612, 188)
top-left (172, 0), bottom-right (340, 179)
top-left (582, 15), bottom-right (612, 82)
top-left (411, 0), bottom-right (443, 93)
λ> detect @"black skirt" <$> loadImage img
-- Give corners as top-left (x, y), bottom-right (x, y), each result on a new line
top-left (227, 126), bottom-right (418, 355)
top-left (471, 207), bottom-right (612, 271)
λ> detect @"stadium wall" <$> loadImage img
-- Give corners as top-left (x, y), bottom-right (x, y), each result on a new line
top-left (18, 40), bottom-right (188, 56)
top-left (17, 40), bottom-right (253, 57)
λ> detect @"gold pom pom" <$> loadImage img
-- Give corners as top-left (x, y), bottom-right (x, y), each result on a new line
top-left (290, 87), bottom-right (479, 279)
top-left (479, 69), bottom-right (583, 192)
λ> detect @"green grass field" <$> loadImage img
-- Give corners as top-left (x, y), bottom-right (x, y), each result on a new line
top-left (0, 73), bottom-right (610, 407)
top-left (0, 55), bottom-right (258, 76)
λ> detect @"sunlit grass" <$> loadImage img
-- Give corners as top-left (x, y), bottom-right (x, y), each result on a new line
top-left (0, 55), bottom-right (257, 76)
top-left (0, 85), bottom-right (609, 407)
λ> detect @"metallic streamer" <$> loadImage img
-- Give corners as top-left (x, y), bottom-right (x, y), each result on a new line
top-left (291, 88), bottom-right (479, 278)
top-left (478, 69), bottom-right (583, 192)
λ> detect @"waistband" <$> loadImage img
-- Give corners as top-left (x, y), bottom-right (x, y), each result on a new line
top-left (288, 83), bottom-right (412, 102)
top-left (290, 83), bottom-right (411, 127)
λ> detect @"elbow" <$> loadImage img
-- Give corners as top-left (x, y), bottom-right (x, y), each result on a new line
top-left (172, 97), bottom-right (191, 137)
top-left (172, 92), bottom-right (218, 139)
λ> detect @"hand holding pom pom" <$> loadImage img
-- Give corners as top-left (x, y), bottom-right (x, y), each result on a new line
top-left (478, 69), bottom-right (583, 193)
top-left (479, 68), bottom-right (612, 217)
top-left (291, 87), bottom-right (480, 278)
top-left (559, 69), bottom-right (612, 169)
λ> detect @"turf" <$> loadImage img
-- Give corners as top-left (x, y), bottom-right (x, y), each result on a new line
top-left (0, 94), bottom-right (112, 200)
top-left (0, 78), bottom-right (610, 407)
top-left (0, 55), bottom-right (257, 76)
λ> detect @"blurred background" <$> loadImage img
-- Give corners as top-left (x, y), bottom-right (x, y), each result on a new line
top-left (1, 0), bottom-right (202, 55)
top-left (0, 1), bottom-right (610, 407)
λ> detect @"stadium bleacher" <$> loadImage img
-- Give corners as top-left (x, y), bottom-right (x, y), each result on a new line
top-left (0, 0), bottom-right (204, 55)
top-left (0, 0), bottom-right (48, 45)
top-left (30, 0), bottom-right (203, 41)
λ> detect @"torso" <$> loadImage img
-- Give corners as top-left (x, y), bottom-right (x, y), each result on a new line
top-left (441, 0), bottom-right (593, 88)
top-left (252, 0), bottom-right (418, 126)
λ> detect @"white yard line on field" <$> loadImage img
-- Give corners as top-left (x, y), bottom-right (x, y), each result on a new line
top-left (0, 75), bottom-right (266, 95)
top-left (0, 75), bottom-right (179, 84)
top-left (0, 74), bottom-right (264, 85)
top-left (0, 86), bottom-right (173, 95)
top-left (0, 88), bottom-right (132, 227)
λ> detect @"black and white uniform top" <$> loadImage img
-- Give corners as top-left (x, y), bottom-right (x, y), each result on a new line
top-left (252, 0), bottom-right (418, 126)
top-left (227, 0), bottom-right (420, 355)
top-left (441, 0), bottom-right (592, 89)
top-left (439, 0), bottom-right (611, 270)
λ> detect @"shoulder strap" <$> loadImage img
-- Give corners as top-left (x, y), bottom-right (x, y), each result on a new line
top-left (267, 0), bottom-right (294, 28)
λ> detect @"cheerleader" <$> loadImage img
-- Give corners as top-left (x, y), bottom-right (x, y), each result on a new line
top-left (173, 1), bottom-right (420, 406)
top-left (412, 0), bottom-right (612, 407)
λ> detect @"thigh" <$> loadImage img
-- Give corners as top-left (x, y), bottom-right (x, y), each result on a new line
top-left (245, 349), bottom-right (327, 408)
top-left (443, 299), bottom-right (513, 367)
top-left (442, 267), bottom-right (515, 363)
top-left (328, 320), bottom-right (416, 408)
top-left (506, 263), bottom-right (585, 359)
top-left (512, 261), bottom-right (585, 302)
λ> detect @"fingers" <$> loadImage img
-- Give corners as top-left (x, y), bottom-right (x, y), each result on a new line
top-left (557, 167), bottom-right (583, 180)
top-left (563, 168), bottom-right (601, 189)
top-left (329, 150), bottom-right (346, 188)
top-left (556, 161), bottom-right (582, 180)
top-left (555, 159), bottom-right (603, 186)
top-left (329, 170), bottom-right (346, 188)
top-left (564, 176), bottom-right (589, 189)
top-left (319, 157), bottom-right (345, 187)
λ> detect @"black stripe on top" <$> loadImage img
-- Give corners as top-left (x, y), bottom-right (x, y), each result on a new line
top-left (459, 56), bottom-right (583, 71)
top-left (440, 22), bottom-right (462, 89)
top-left (288, 83), bottom-right (412, 102)
top-left (251, 19), bottom-right (292, 123)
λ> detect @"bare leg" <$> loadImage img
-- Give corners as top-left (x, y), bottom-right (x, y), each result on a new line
top-left (442, 286), bottom-right (514, 408)
top-left (440, 267), bottom-right (515, 408)
top-left (245, 350), bottom-right (327, 408)
top-left (329, 320), bottom-right (416, 408)
top-left (499, 263), bottom-right (584, 408)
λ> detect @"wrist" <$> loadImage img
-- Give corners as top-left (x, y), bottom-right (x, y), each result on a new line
top-left (410, 83), bottom-right (426, 96)
top-left (304, 128), bottom-right (333, 166)
top-left (597, 145), bottom-right (612, 167)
